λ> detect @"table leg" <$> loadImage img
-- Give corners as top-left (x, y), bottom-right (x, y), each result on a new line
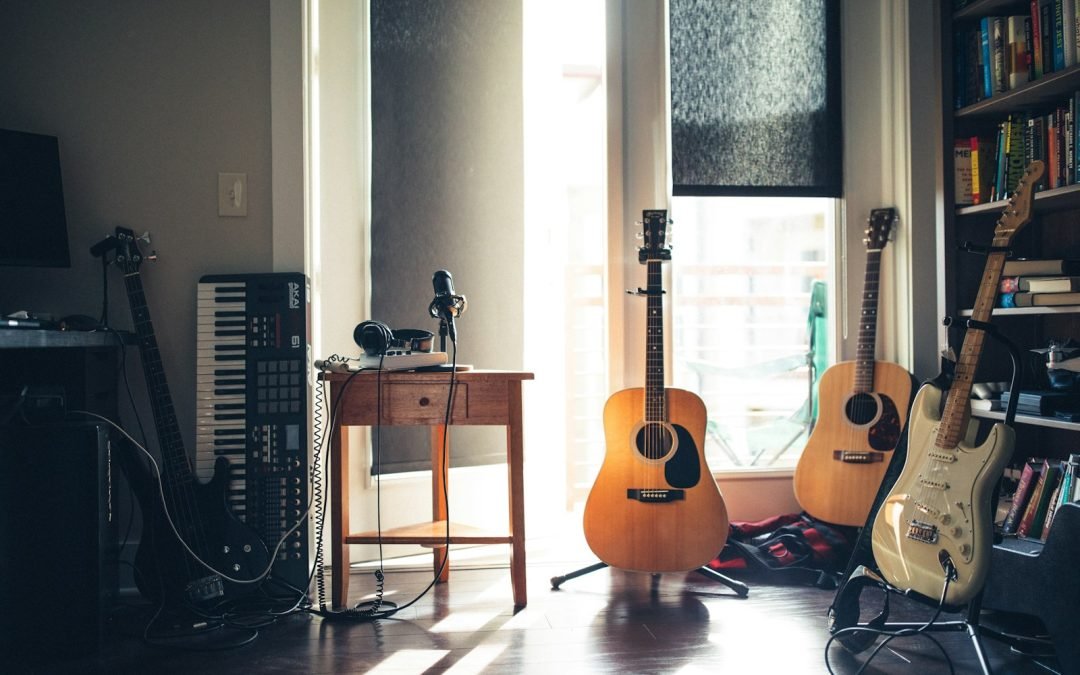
top-left (331, 423), bottom-right (351, 609)
top-left (507, 380), bottom-right (527, 607)
top-left (431, 424), bottom-right (450, 583)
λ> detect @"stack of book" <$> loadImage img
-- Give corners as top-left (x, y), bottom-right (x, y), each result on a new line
top-left (998, 258), bottom-right (1080, 307)
top-left (1000, 389), bottom-right (1080, 416)
top-left (1001, 454), bottom-right (1080, 540)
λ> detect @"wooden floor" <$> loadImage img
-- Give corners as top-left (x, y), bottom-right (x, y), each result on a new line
top-left (12, 558), bottom-right (1062, 674)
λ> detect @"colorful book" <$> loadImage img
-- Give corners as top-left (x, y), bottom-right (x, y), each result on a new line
top-left (1065, 0), bottom-right (1078, 67)
top-left (1002, 258), bottom-right (1080, 275)
top-left (1020, 459), bottom-right (1062, 538)
top-left (999, 291), bottom-right (1018, 307)
top-left (981, 17), bottom-right (995, 98)
top-left (1041, 0), bottom-right (1056, 74)
top-left (993, 16), bottom-right (1008, 93)
top-left (1004, 458), bottom-right (1044, 534)
top-left (1054, 0), bottom-right (1067, 70)
top-left (1000, 276), bottom-right (1020, 293)
top-left (1019, 275), bottom-right (1080, 292)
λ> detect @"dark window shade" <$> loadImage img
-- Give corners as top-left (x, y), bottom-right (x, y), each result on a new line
top-left (669, 0), bottom-right (842, 197)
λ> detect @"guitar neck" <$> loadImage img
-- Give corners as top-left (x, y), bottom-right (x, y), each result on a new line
top-left (645, 258), bottom-right (665, 423)
top-left (854, 248), bottom-right (882, 392)
top-left (123, 271), bottom-right (191, 482)
top-left (936, 246), bottom-right (1009, 449)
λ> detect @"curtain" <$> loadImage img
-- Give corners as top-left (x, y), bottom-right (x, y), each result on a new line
top-left (669, 0), bottom-right (842, 197)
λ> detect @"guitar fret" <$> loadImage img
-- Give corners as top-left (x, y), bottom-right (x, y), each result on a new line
top-left (854, 249), bottom-right (882, 393)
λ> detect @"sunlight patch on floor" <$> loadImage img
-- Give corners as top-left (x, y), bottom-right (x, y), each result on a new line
top-left (443, 644), bottom-right (509, 674)
top-left (366, 649), bottom-right (449, 673)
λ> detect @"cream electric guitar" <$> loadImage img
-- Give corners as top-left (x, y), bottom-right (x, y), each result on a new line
top-left (583, 210), bottom-right (729, 573)
top-left (871, 160), bottom-right (1044, 606)
top-left (793, 208), bottom-right (915, 527)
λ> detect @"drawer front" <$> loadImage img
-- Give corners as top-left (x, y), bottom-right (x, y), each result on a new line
top-left (384, 383), bottom-right (468, 423)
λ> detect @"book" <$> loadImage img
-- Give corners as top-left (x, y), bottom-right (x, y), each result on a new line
top-left (1041, 0), bottom-right (1056, 74)
top-left (1007, 15), bottom-right (1031, 89)
top-left (1018, 458), bottom-right (1062, 538)
top-left (981, 17), bottom-right (995, 99)
top-left (999, 291), bottom-right (1017, 307)
top-left (1027, 460), bottom-right (1063, 538)
top-left (1003, 458), bottom-right (1044, 534)
top-left (954, 140), bottom-right (974, 205)
top-left (970, 135), bottom-right (994, 203)
top-left (1032, 0), bottom-right (1046, 77)
top-left (1013, 290), bottom-right (1080, 306)
top-left (993, 16), bottom-right (1008, 93)
top-left (1018, 275), bottom-right (1080, 292)
top-left (1000, 276), bottom-right (1020, 293)
top-left (1054, 0), bottom-right (1067, 70)
top-left (1044, 458), bottom-right (1074, 535)
top-left (1001, 389), bottom-right (1080, 414)
top-left (1002, 258), bottom-right (1080, 275)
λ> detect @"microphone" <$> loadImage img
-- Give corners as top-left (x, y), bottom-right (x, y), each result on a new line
top-left (428, 269), bottom-right (467, 343)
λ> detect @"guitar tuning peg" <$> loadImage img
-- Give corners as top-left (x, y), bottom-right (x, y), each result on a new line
top-left (634, 231), bottom-right (644, 239)
top-left (146, 250), bottom-right (159, 262)
top-left (137, 232), bottom-right (152, 245)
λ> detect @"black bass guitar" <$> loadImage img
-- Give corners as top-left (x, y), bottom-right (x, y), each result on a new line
top-left (110, 228), bottom-right (269, 607)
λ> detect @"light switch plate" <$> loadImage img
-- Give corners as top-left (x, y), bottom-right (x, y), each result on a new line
top-left (218, 172), bottom-right (247, 217)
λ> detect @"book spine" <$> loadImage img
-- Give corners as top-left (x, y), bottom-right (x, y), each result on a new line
top-left (999, 291), bottom-right (1018, 307)
top-left (1065, 0), bottom-right (1078, 66)
top-left (1055, 0), bottom-right (1067, 70)
top-left (1000, 276), bottom-right (1020, 293)
top-left (1042, 0), bottom-right (1056, 74)
top-left (1043, 465), bottom-right (1065, 536)
top-left (971, 136), bottom-right (983, 204)
top-left (982, 17), bottom-right (994, 98)
top-left (1007, 16), bottom-right (1028, 90)
top-left (1033, 0), bottom-right (1045, 77)
top-left (1008, 113), bottom-right (1026, 192)
top-left (955, 141), bottom-right (974, 205)
top-left (1017, 459), bottom-right (1050, 537)
top-left (1004, 459), bottom-right (1041, 534)
top-left (994, 17), bottom-right (1009, 92)
top-left (1068, 98), bottom-right (1075, 186)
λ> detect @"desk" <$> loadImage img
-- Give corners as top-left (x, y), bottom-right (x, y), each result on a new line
top-left (324, 369), bottom-right (533, 608)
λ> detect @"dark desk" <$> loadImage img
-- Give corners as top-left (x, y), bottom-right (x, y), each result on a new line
top-left (323, 369), bottom-right (533, 608)
top-left (0, 328), bottom-right (131, 420)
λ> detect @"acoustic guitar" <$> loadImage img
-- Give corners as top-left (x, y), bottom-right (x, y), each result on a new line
top-left (583, 210), bottom-right (729, 573)
top-left (793, 208), bottom-right (915, 527)
top-left (109, 227), bottom-right (269, 607)
top-left (871, 160), bottom-right (1044, 606)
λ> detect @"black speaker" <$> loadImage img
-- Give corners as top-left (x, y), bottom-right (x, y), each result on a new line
top-left (0, 422), bottom-right (118, 662)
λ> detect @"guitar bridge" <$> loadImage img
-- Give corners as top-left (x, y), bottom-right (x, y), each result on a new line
top-left (627, 489), bottom-right (684, 503)
top-left (832, 450), bottom-right (884, 464)
top-left (905, 520), bottom-right (939, 544)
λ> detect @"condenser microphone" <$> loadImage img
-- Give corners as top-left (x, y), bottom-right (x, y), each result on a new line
top-left (428, 269), bottom-right (466, 343)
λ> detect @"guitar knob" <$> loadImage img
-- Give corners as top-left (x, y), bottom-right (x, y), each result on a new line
top-left (959, 543), bottom-right (971, 557)
top-left (951, 526), bottom-right (963, 538)
top-left (940, 513), bottom-right (952, 525)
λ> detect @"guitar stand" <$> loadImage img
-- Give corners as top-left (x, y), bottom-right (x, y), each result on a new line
top-left (550, 560), bottom-right (750, 597)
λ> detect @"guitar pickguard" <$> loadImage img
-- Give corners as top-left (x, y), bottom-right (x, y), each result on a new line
top-left (665, 424), bottom-right (701, 489)
top-left (867, 394), bottom-right (902, 451)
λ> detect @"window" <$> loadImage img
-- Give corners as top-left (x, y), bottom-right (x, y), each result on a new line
top-left (670, 196), bottom-right (834, 471)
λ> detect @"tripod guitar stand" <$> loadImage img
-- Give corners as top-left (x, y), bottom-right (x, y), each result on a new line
top-left (550, 559), bottom-right (749, 597)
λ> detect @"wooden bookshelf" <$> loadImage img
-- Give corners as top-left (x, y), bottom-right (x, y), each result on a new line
top-left (942, 3), bottom-right (1080, 672)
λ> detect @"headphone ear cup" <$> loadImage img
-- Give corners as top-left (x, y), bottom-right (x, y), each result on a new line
top-left (354, 320), bottom-right (394, 356)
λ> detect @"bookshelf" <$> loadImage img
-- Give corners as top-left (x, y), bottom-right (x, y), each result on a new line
top-left (942, 3), bottom-right (1080, 671)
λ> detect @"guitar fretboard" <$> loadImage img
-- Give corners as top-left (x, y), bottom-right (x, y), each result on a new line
top-left (124, 271), bottom-right (193, 486)
top-left (854, 248), bottom-right (882, 392)
top-left (645, 258), bottom-right (665, 423)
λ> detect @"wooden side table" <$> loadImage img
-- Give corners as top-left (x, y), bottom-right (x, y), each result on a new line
top-left (323, 369), bottom-right (533, 608)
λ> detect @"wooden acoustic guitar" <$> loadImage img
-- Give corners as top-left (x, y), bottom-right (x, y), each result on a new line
top-left (109, 227), bottom-right (269, 607)
top-left (793, 207), bottom-right (915, 527)
top-left (871, 160), bottom-right (1044, 606)
top-left (583, 209), bottom-right (729, 573)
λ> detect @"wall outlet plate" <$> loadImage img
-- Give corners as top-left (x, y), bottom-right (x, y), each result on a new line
top-left (218, 172), bottom-right (247, 217)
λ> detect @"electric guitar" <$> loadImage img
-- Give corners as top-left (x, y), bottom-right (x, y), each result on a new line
top-left (871, 160), bottom-right (1044, 606)
top-left (110, 228), bottom-right (269, 606)
top-left (793, 208), bottom-right (915, 527)
top-left (582, 210), bottom-right (729, 573)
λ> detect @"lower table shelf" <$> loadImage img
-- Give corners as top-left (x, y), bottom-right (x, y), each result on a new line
top-left (346, 521), bottom-right (513, 547)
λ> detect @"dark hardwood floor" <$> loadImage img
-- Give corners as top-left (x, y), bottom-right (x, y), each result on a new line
top-left (10, 556), bottom-right (1062, 674)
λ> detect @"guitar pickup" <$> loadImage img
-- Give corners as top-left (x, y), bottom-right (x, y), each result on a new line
top-left (905, 520), bottom-right (939, 544)
top-left (627, 489), bottom-right (684, 502)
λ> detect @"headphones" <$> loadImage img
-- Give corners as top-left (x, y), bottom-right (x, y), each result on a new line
top-left (353, 320), bottom-right (435, 356)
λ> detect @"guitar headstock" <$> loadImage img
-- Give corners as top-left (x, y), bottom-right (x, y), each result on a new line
top-left (113, 227), bottom-right (154, 274)
top-left (638, 209), bottom-right (671, 264)
top-left (865, 208), bottom-right (897, 251)
top-left (994, 160), bottom-right (1045, 244)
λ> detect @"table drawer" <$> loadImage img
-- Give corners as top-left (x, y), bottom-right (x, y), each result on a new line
top-left (384, 383), bottom-right (468, 423)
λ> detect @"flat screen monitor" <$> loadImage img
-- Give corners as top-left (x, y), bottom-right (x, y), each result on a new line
top-left (0, 129), bottom-right (71, 268)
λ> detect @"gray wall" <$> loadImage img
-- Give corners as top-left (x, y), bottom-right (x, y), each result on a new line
top-left (369, 0), bottom-right (524, 472)
top-left (0, 0), bottom-right (277, 455)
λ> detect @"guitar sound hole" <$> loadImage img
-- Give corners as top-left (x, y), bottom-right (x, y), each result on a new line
top-left (635, 423), bottom-right (673, 460)
top-left (845, 393), bottom-right (879, 425)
